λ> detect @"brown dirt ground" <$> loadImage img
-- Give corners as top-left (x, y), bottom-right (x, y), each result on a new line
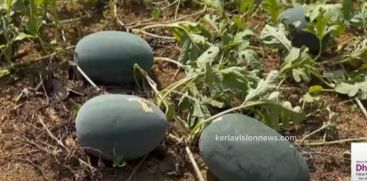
top-left (1, 2), bottom-right (367, 181)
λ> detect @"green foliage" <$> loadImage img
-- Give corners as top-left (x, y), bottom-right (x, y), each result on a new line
top-left (1, 0), bottom-right (366, 148)
top-left (346, 39), bottom-right (367, 64)
top-left (262, 0), bottom-right (284, 23)
top-left (260, 23), bottom-right (292, 50)
top-left (151, 9), bottom-right (161, 20)
top-left (0, 0), bottom-right (58, 65)
top-left (350, 2), bottom-right (367, 32)
top-left (305, 4), bottom-right (345, 38)
top-left (341, 0), bottom-right (353, 20)
top-left (279, 47), bottom-right (320, 83)
top-left (152, 7), bottom-right (305, 135)
top-left (335, 79), bottom-right (367, 100)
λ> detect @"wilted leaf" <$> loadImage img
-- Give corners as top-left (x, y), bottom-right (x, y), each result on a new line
top-left (192, 101), bottom-right (205, 118)
top-left (201, 14), bottom-right (220, 33)
top-left (14, 33), bottom-right (34, 41)
top-left (335, 78), bottom-right (367, 100)
top-left (292, 68), bottom-right (311, 83)
top-left (202, 0), bottom-right (224, 12)
top-left (350, 2), bottom-right (367, 30)
top-left (178, 92), bottom-right (191, 111)
top-left (245, 70), bottom-right (279, 102)
top-left (254, 100), bottom-right (305, 130)
top-left (280, 47), bottom-right (318, 83)
top-left (349, 39), bottom-right (367, 62)
top-left (260, 24), bottom-right (292, 50)
top-left (234, 29), bottom-right (254, 42)
top-left (197, 46), bottom-right (220, 70)
top-left (220, 67), bottom-right (251, 93)
top-left (301, 93), bottom-right (321, 103)
top-left (266, 91), bottom-right (280, 101)
top-left (189, 33), bottom-right (207, 44)
top-left (238, 49), bottom-right (260, 69)
top-left (205, 97), bottom-right (225, 109)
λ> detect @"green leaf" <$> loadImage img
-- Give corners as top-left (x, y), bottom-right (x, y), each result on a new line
top-left (238, 49), bottom-right (260, 69)
top-left (189, 33), bottom-right (207, 44)
top-left (202, 0), bottom-right (224, 12)
top-left (260, 24), bottom-right (292, 50)
top-left (173, 27), bottom-right (203, 65)
top-left (245, 70), bottom-right (279, 102)
top-left (342, 0), bottom-right (353, 20)
top-left (350, 2), bottom-right (367, 30)
top-left (205, 97), bottom-right (225, 109)
top-left (335, 78), bottom-right (367, 100)
top-left (238, 0), bottom-right (256, 14)
top-left (192, 101), bottom-right (205, 118)
top-left (178, 92), bottom-right (191, 111)
top-left (234, 29), bottom-right (254, 42)
top-left (232, 15), bottom-right (246, 31)
top-left (197, 46), bottom-right (220, 70)
top-left (266, 91), bottom-right (280, 101)
top-left (280, 47), bottom-right (318, 83)
top-left (306, 4), bottom-right (343, 22)
top-left (349, 39), bottom-right (367, 62)
top-left (301, 93), bottom-right (321, 103)
top-left (262, 0), bottom-right (283, 23)
top-left (14, 33), bottom-right (34, 41)
top-left (304, 4), bottom-right (345, 39)
top-left (201, 14), bottom-right (220, 34)
top-left (292, 68), bottom-right (311, 83)
top-left (220, 67), bottom-right (251, 94)
top-left (254, 100), bottom-right (305, 129)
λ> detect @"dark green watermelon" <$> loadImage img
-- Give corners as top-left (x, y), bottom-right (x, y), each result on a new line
top-left (75, 94), bottom-right (168, 161)
top-left (74, 31), bottom-right (154, 85)
top-left (199, 113), bottom-right (310, 181)
top-left (279, 7), bottom-right (329, 53)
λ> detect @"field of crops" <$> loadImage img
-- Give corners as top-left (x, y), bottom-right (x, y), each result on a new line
top-left (1, 0), bottom-right (367, 181)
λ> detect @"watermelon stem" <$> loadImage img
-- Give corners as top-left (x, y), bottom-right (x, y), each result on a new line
top-left (190, 101), bottom-right (266, 138)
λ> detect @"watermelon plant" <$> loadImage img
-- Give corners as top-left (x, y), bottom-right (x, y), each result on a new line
top-left (260, 1), bottom-right (367, 96)
top-left (1, 0), bottom-right (367, 179)
top-left (0, 0), bottom-right (62, 77)
top-left (134, 0), bottom-right (306, 139)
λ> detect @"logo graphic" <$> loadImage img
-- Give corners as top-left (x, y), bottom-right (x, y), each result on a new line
top-left (352, 143), bottom-right (367, 181)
